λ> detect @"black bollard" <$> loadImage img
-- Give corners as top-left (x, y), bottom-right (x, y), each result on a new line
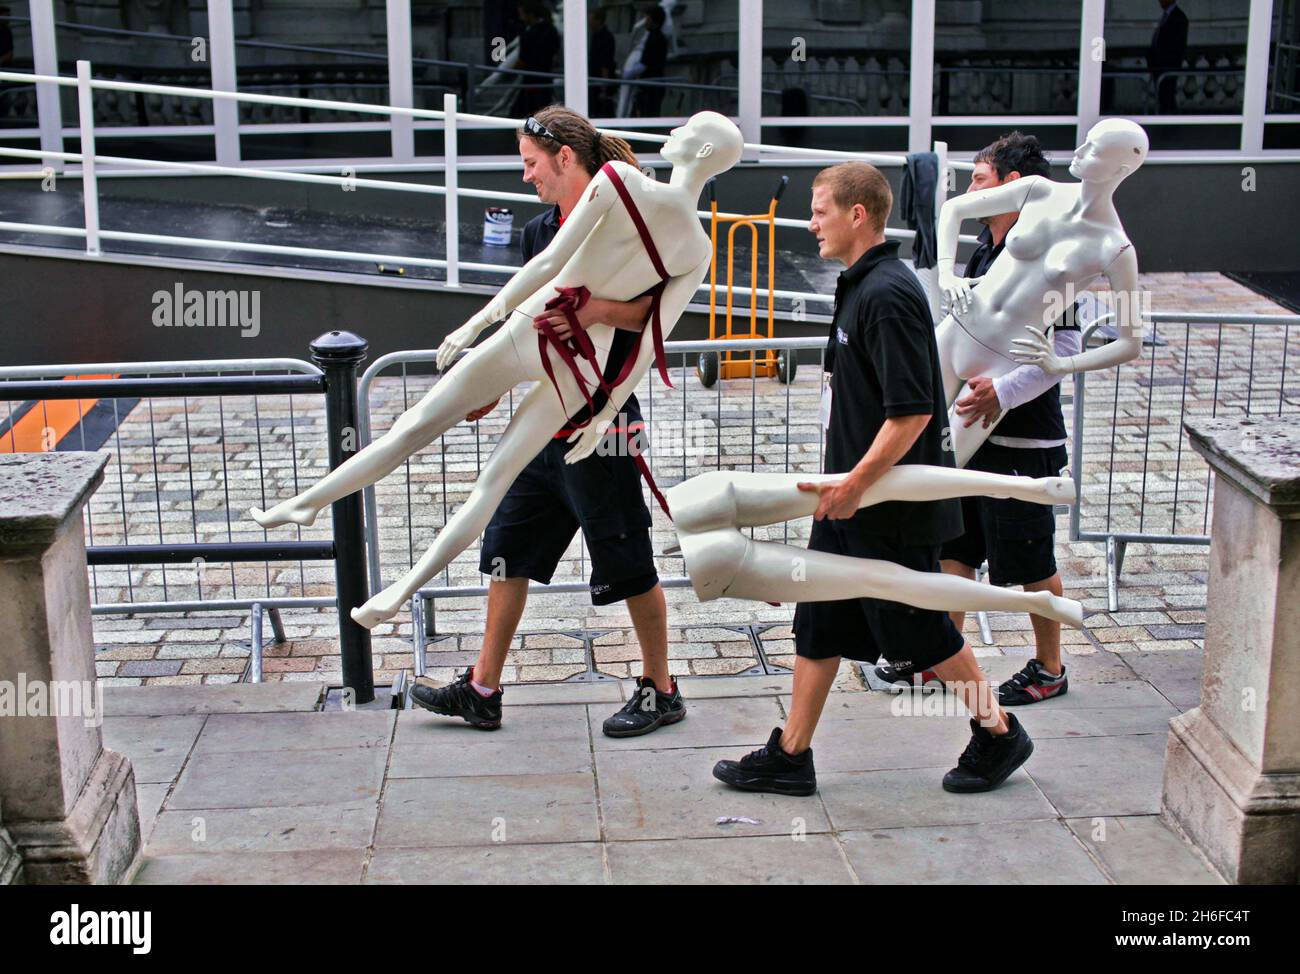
top-left (310, 330), bottom-right (374, 705)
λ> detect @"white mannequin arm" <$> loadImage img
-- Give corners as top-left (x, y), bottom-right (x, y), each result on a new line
top-left (563, 254), bottom-right (711, 463)
top-left (936, 177), bottom-right (1041, 312)
top-left (436, 171), bottom-right (618, 371)
top-left (1009, 245), bottom-right (1142, 375)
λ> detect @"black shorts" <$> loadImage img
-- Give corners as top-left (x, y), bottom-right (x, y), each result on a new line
top-left (940, 442), bottom-right (1067, 588)
top-left (478, 423), bottom-right (658, 607)
top-left (792, 519), bottom-right (966, 670)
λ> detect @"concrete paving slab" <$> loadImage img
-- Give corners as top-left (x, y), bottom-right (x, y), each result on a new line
top-left (192, 710), bottom-right (395, 755)
top-left (365, 843), bottom-right (606, 884)
top-left (1026, 734), bottom-right (1169, 817)
top-left (145, 803), bottom-right (378, 855)
top-left (501, 681), bottom-right (624, 705)
top-left (104, 682), bottom-right (327, 717)
top-left (169, 746), bottom-right (388, 809)
top-left (818, 766), bottom-right (1053, 831)
top-left (590, 696), bottom-right (785, 751)
top-left (995, 679), bottom-right (1171, 710)
top-left (133, 849), bottom-right (365, 884)
top-left (135, 783), bottom-right (170, 841)
top-left (1016, 705), bottom-right (1178, 740)
top-left (375, 774), bottom-right (600, 847)
top-left (1064, 815), bottom-right (1223, 884)
top-left (101, 714), bottom-right (206, 783)
top-left (838, 820), bottom-right (1108, 884)
top-left (393, 703), bottom-right (589, 748)
top-left (1122, 650), bottom-right (1204, 711)
top-left (596, 746), bottom-right (832, 841)
top-left (655, 674), bottom-right (794, 700)
top-left (798, 713), bottom-right (977, 774)
top-left (388, 734), bottom-right (593, 778)
top-left (606, 834), bottom-right (853, 884)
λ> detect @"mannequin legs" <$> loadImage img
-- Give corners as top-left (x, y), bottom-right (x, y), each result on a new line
top-left (350, 379), bottom-right (571, 628)
top-left (251, 324), bottom-right (533, 529)
top-left (720, 538), bottom-right (1083, 629)
top-left (711, 465), bottom-right (1072, 528)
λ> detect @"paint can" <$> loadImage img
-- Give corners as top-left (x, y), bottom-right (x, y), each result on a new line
top-left (483, 207), bottom-right (514, 246)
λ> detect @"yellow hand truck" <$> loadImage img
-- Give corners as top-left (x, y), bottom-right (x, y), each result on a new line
top-left (696, 175), bottom-right (796, 388)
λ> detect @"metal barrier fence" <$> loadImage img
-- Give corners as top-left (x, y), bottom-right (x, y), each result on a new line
top-left (0, 333), bottom-right (378, 701)
top-left (1070, 311), bottom-right (1300, 611)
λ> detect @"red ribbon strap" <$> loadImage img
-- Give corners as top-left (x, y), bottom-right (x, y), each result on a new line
top-left (530, 161), bottom-right (679, 520)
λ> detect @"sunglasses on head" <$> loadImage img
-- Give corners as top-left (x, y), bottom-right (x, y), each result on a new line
top-left (523, 115), bottom-right (567, 147)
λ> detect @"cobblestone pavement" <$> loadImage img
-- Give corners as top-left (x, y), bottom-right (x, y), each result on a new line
top-left (78, 271), bottom-right (1296, 687)
top-left (107, 663), bottom-right (1221, 885)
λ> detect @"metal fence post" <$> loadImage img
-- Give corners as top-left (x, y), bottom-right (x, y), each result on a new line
top-left (444, 92), bottom-right (460, 288)
top-left (311, 330), bottom-right (375, 705)
top-left (75, 60), bottom-right (101, 256)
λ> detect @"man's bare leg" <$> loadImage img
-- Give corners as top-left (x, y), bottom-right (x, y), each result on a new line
top-left (779, 655), bottom-right (841, 753)
top-left (626, 583), bottom-right (670, 691)
top-left (931, 641), bottom-right (1009, 733)
top-left (408, 575), bottom-right (525, 729)
top-left (1024, 573), bottom-right (1064, 675)
top-left (473, 577), bottom-right (529, 690)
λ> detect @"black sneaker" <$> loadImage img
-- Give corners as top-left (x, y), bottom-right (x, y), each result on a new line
top-left (712, 727), bottom-right (817, 797)
top-left (602, 676), bottom-right (686, 737)
top-left (874, 661), bottom-right (944, 692)
top-left (998, 659), bottom-right (1068, 706)
top-left (408, 668), bottom-right (502, 730)
top-left (942, 713), bottom-right (1033, 793)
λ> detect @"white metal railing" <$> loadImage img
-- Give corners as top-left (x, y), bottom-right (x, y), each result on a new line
top-left (0, 63), bottom-right (982, 317)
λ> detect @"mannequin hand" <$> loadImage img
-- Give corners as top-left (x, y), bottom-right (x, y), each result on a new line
top-left (939, 272), bottom-right (975, 315)
top-left (436, 319), bottom-right (483, 372)
top-left (564, 409), bottom-right (616, 464)
top-left (954, 375), bottom-right (1002, 428)
top-left (1009, 326), bottom-right (1066, 375)
top-left (797, 477), bottom-right (863, 521)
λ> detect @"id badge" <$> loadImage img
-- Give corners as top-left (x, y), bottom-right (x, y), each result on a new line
top-left (820, 382), bottom-right (833, 429)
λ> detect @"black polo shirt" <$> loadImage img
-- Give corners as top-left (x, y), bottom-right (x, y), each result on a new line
top-left (823, 239), bottom-right (962, 545)
top-left (521, 206), bottom-right (642, 426)
top-left (964, 225), bottom-right (1079, 441)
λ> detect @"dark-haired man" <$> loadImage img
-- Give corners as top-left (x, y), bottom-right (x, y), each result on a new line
top-left (878, 132), bottom-right (1081, 706)
top-left (712, 162), bottom-right (1034, 797)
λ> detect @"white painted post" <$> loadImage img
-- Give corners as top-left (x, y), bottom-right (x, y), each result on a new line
top-left (207, 0), bottom-right (240, 165)
top-left (75, 61), bottom-right (100, 257)
top-left (387, 0), bottom-right (415, 162)
top-left (27, 0), bottom-right (62, 172)
top-left (1077, 0), bottom-right (1106, 147)
top-left (1241, 0), bottom-right (1274, 153)
top-left (443, 93), bottom-right (460, 288)
top-left (738, 0), bottom-right (763, 162)
top-left (929, 139), bottom-right (949, 323)
top-left (909, 0), bottom-right (935, 154)
top-left (563, 0), bottom-right (589, 117)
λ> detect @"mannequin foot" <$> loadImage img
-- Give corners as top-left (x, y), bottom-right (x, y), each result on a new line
top-left (1034, 591), bottom-right (1085, 630)
top-left (250, 498), bottom-right (320, 529)
top-left (350, 587), bottom-right (407, 629)
top-left (1038, 476), bottom-right (1077, 505)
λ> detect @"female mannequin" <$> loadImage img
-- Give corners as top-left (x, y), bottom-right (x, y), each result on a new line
top-left (668, 466), bottom-right (1083, 628)
top-left (250, 111), bottom-right (744, 628)
top-left (935, 119), bottom-right (1149, 466)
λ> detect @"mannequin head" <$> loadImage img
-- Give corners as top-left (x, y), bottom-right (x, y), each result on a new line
top-left (660, 111), bottom-right (743, 182)
top-left (1069, 119), bottom-right (1148, 186)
